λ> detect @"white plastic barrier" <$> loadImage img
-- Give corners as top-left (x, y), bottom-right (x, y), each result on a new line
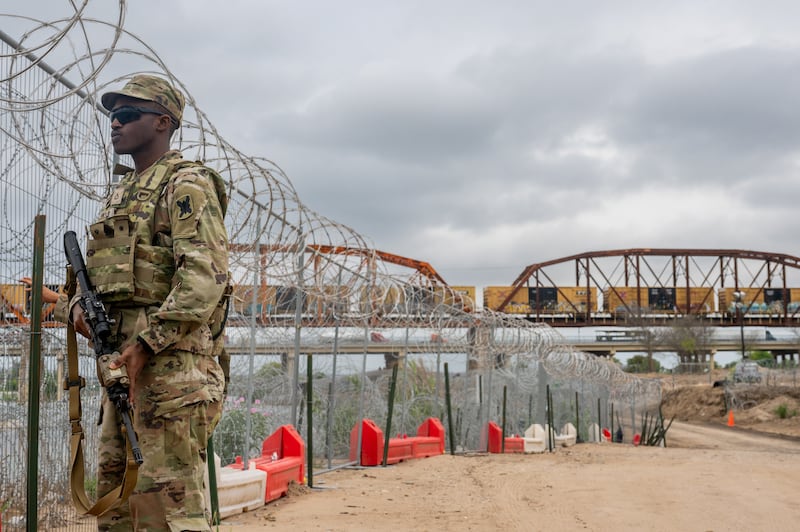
top-left (588, 423), bottom-right (601, 443)
top-left (522, 423), bottom-right (546, 453)
top-left (541, 423), bottom-right (578, 448)
top-left (554, 422), bottom-right (577, 447)
top-left (206, 455), bottom-right (268, 519)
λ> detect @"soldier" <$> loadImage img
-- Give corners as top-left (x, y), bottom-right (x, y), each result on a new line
top-left (67, 74), bottom-right (229, 531)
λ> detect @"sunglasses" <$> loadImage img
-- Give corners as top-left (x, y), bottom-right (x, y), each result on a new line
top-left (109, 105), bottom-right (168, 125)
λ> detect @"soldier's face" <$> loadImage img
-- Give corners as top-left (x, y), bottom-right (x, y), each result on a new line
top-left (109, 96), bottom-right (166, 155)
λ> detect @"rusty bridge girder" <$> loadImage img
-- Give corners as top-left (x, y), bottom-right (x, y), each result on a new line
top-left (498, 248), bottom-right (800, 326)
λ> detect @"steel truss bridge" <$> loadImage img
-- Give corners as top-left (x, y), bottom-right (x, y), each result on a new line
top-left (496, 248), bottom-right (800, 327)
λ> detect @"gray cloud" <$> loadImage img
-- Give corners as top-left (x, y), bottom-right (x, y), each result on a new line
top-left (8, 1), bottom-right (800, 288)
top-left (616, 47), bottom-right (800, 183)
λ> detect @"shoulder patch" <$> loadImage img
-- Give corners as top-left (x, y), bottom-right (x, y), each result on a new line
top-left (176, 194), bottom-right (193, 220)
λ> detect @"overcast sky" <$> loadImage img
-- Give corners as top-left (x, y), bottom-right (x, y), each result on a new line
top-left (9, 1), bottom-right (800, 288)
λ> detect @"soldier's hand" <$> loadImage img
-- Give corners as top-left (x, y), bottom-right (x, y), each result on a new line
top-left (70, 304), bottom-right (91, 339)
top-left (109, 342), bottom-right (149, 406)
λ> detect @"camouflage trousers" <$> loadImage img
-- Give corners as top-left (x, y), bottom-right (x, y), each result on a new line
top-left (96, 349), bottom-right (224, 531)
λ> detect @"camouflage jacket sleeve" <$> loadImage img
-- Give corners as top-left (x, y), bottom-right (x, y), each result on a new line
top-left (54, 293), bottom-right (70, 323)
top-left (138, 166), bottom-right (228, 354)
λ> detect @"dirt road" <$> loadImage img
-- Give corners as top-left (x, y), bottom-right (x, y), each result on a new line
top-left (667, 420), bottom-right (800, 452)
top-left (219, 422), bottom-right (800, 532)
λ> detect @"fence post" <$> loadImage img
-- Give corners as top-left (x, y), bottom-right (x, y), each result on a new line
top-left (25, 215), bottom-right (46, 531)
top-left (444, 362), bottom-right (455, 455)
top-left (306, 353), bottom-right (314, 486)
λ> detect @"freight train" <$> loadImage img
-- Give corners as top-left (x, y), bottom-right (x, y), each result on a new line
top-left (226, 284), bottom-right (478, 317)
top-left (0, 282), bottom-right (478, 324)
top-left (3, 281), bottom-right (800, 324)
top-left (482, 285), bottom-right (800, 318)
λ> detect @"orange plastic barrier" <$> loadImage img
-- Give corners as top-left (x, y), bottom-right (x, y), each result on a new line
top-left (350, 417), bottom-right (446, 466)
top-left (412, 417), bottom-right (446, 458)
top-left (230, 424), bottom-right (305, 503)
top-left (486, 421), bottom-right (525, 453)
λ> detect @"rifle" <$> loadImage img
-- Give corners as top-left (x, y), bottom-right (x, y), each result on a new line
top-left (64, 230), bottom-right (143, 465)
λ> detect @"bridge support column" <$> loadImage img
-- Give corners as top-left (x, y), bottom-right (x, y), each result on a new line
top-left (384, 351), bottom-right (405, 369)
top-left (467, 326), bottom-right (492, 370)
top-left (281, 352), bottom-right (295, 377)
top-left (678, 354), bottom-right (705, 373)
top-left (772, 350), bottom-right (798, 367)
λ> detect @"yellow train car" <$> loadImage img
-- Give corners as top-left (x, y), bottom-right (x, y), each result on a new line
top-left (484, 286), bottom-right (598, 315)
top-left (358, 284), bottom-right (407, 315)
top-left (1, 283), bottom-right (27, 321)
top-left (309, 285), bottom-right (351, 317)
top-left (675, 287), bottom-right (715, 313)
top-left (604, 286), bottom-right (715, 314)
top-left (719, 287), bottom-right (800, 314)
top-left (0, 283), bottom-right (64, 323)
top-left (603, 287), bottom-right (650, 313)
top-left (483, 286), bottom-right (530, 314)
top-left (231, 284), bottom-right (278, 316)
top-left (358, 284), bottom-right (476, 314)
top-left (528, 286), bottom-right (597, 314)
top-left (445, 286), bottom-right (476, 313)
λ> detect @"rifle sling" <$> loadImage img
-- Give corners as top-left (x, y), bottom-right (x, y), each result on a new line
top-left (66, 269), bottom-right (138, 516)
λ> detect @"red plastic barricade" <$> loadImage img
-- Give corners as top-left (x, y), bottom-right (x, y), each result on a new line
top-left (231, 424), bottom-right (305, 503)
top-left (413, 417), bottom-right (446, 458)
top-left (349, 419), bottom-right (412, 466)
top-left (486, 421), bottom-right (524, 453)
top-left (349, 418), bottom-right (381, 465)
top-left (350, 417), bottom-right (446, 466)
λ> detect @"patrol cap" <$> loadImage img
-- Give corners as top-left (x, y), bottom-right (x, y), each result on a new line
top-left (101, 74), bottom-right (185, 123)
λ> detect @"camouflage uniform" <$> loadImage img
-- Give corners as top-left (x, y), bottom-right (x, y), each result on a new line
top-left (85, 76), bottom-right (229, 531)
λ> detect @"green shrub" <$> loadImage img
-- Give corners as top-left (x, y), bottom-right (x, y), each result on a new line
top-left (749, 351), bottom-right (774, 367)
top-left (774, 404), bottom-right (797, 419)
top-left (625, 355), bottom-right (661, 373)
top-left (214, 401), bottom-right (274, 466)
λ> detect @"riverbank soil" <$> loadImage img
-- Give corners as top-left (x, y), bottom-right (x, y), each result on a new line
top-left (220, 372), bottom-right (800, 532)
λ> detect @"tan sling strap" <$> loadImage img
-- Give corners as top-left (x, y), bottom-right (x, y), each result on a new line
top-left (64, 265), bottom-right (139, 516)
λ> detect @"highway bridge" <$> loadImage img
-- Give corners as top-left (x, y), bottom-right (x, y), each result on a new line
top-left (2, 323), bottom-right (798, 374)
top-left (557, 328), bottom-right (800, 366)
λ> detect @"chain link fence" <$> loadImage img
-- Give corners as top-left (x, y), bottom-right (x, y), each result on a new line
top-left (0, 3), bottom-right (661, 530)
top-left (1, 318), bottom-right (661, 530)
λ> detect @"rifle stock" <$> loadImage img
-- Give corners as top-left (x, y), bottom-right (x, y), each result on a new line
top-left (64, 230), bottom-right (143, 465)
